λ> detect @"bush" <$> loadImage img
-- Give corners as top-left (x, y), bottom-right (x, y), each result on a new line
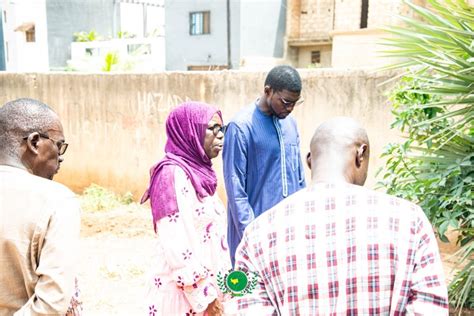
top-left (379, 0), bottom-right (474, 311)
top-left (73, 30), bottom-right (100, 42)
top-left (80, 184), bottom-right (134, 212)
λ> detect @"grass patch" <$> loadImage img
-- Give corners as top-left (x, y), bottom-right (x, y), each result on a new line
top-left (80, 184), bottom-right (134, 212)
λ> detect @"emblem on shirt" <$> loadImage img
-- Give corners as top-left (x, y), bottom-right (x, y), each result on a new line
top-left (217, 269), bottom-right (257, 297)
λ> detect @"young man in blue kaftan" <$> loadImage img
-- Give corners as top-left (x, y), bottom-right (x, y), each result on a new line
top-left (223, 65), bottom-right (306, 265)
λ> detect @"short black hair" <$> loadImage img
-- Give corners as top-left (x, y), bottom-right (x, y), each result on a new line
top-left (264, 65), bottom-right (302, 93)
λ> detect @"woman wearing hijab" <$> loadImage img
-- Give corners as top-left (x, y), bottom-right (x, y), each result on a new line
top-left (141, 102), bottom-right (230, 316)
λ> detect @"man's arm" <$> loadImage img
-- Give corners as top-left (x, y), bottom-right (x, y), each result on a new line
top-left (405, 211), bottom-right (449, 315)
top-left (15, 195), bottom-right (81, 315)
top-left (232, 231), bottom-right (277, 315)
top-left (223, 123), bottom-right (255, 259)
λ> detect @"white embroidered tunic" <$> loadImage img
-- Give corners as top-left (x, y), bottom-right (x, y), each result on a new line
top-left (145, 167), bottom-right (231, 315)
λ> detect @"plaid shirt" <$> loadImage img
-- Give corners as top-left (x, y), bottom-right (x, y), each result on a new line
top-left (232, 183), bottom-right (448, 315)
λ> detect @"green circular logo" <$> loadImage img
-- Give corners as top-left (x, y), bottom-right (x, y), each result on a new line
top-left (225, 270), bottom-right (248, 293)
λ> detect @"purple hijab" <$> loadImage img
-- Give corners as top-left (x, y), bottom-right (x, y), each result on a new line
top-left (141, 101), bottom-right (222, 232)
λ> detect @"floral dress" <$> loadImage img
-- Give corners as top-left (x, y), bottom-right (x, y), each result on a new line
top-left (145, 167), bottom-right (231, 315)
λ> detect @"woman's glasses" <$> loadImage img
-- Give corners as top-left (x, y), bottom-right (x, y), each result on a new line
top-left (207, 124), bottom-right (227, 136)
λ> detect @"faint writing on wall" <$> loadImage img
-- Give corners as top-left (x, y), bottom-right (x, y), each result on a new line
top-left (137, 91), bottom-right (192, 124)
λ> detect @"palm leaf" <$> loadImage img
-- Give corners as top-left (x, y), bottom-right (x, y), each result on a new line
top-left (379, 1), bottom-right (474, 311)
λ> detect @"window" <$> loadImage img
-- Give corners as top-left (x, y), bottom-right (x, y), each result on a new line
top-left (85, 48), bottom-right (101, 57)
top-left (190, 11), bottom-right (210, 35)
top-left (14, 23), bottom-right (35, 43)
top-left (128, 44), bottom-right (151, 55)
top-left (26, 26), bottom-right (35, 42)
top-left (360, 0), bottom-right (369, 28)
top-left (311, 51), bottom-right (321, 64)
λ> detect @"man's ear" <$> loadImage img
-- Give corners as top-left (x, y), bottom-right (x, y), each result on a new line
top-left (26, 132), bottom-right (41, 155)
top-left (306, 152), bottom-right (311, 169)
top-left (355, 144), bottom-right (368, 168)
top-left (264, 85), bottom-right (272, 97)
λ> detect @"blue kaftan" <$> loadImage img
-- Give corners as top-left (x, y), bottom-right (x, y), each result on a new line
top-left (223, 102), bottom-right (306, 265)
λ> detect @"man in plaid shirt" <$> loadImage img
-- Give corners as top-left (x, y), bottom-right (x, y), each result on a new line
top-left (230, 117), bottom-right (448, 315)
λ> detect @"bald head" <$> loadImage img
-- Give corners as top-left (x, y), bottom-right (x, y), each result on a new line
top-left (309, 117), bottom-right (370, 186)
top-left (0, 98), bottom-right (59, 160)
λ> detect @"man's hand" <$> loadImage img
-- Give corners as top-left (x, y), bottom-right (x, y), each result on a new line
top-left (204, 298), bottom-right (223, 316)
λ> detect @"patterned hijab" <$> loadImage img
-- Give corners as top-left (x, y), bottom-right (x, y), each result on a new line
top-left (141, 101), bottom-right (222, 231)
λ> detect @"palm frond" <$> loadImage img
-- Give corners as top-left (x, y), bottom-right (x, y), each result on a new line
top-left (379, 1), bottom-right (474, 311)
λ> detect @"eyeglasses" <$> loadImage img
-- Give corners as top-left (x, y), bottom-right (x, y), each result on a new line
top-left (23, 132), bottom-right (69, 155)
top-left (207, 124), bottom-right (226, 136)
top-left (275, 91), bottom-right (304, 109)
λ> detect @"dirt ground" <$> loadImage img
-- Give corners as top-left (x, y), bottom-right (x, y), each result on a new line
top-left (79, 204), bottom-right (466, 315)
top-left (79, 204), bottom-right (154, 315)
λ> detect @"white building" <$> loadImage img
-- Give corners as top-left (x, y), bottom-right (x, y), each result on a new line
top-left (1, 0), bottom-right (49, 71)
top-left (0, 0), bottom-right (165, 72)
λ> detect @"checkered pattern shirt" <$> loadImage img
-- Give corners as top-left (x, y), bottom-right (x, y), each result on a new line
top-left (232, 183), bottom-right (448, 315)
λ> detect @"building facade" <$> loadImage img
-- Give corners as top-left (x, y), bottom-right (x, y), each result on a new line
top-left (0, 0), bottom-right (49, 71)
top-left (286, 0), bottom-right (334, 68)
top-left (46, 0), bottom-right (116, 70)
top-left (286, 0), bottom-right (428, 68)
top-left (165, 0), bottom-right (288, 70)
top-left (0, 0), bottom-right (164, 71)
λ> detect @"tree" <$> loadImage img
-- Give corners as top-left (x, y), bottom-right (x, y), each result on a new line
top-left (379, 0), bottom-right (474, 311)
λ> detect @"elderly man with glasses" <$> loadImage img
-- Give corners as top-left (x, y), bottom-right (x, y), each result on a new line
top-left (0, 98), bottom-right (81, 315)
top-left (223, 65), bottom-right (306, 266)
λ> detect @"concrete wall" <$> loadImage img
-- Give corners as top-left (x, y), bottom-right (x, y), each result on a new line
top-left (331, 28), bottom-right (395, 69)
top-left (0, 70), bottom-right (401, 201)
top-left (299, 0), bottom-right (334, 37)
top-left (334, 0), bottom-right (362, 30)
top-left (69, 37), bottom-right (166, 72)
top-left (46, 0), bottom-right (116, 69)
top-left (368, 0), bottom-right (402, 27)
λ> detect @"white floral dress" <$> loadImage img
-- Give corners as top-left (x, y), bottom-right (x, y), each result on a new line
top-left (145, 167), bottom-right (231, 315)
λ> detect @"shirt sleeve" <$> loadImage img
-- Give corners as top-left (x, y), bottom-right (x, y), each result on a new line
top-left (231, 230), bottom-right (277, 315)
top-left (296, 131), bottom-right (306, 188)
top-left (405, 211), bottom-right (449, 315)
top-left (14, 194), bottom-right (81, 315)
top-left (223, 123), bottom-right (255, 246)
top-left (154, 168), bottom-right (218, 313)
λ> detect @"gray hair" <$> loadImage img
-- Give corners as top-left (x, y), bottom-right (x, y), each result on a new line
top-left (0, 98), bottom-right (58, 157)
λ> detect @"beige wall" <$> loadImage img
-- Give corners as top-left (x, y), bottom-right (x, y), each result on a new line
top-left (299, 0), bottom-right (335, 37)
top-left (368, 0), bottom-right (403, 28)
top-left (334, 0), bottom-right (362, 30)
top-left (286, 0), bottom-right (335, 40)
top-left (331, 28), bottom-right (399, 69)
top-left (0, 70), bottom-right (401, 201)
top-left (333, 0), bottom-right (408, 31)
